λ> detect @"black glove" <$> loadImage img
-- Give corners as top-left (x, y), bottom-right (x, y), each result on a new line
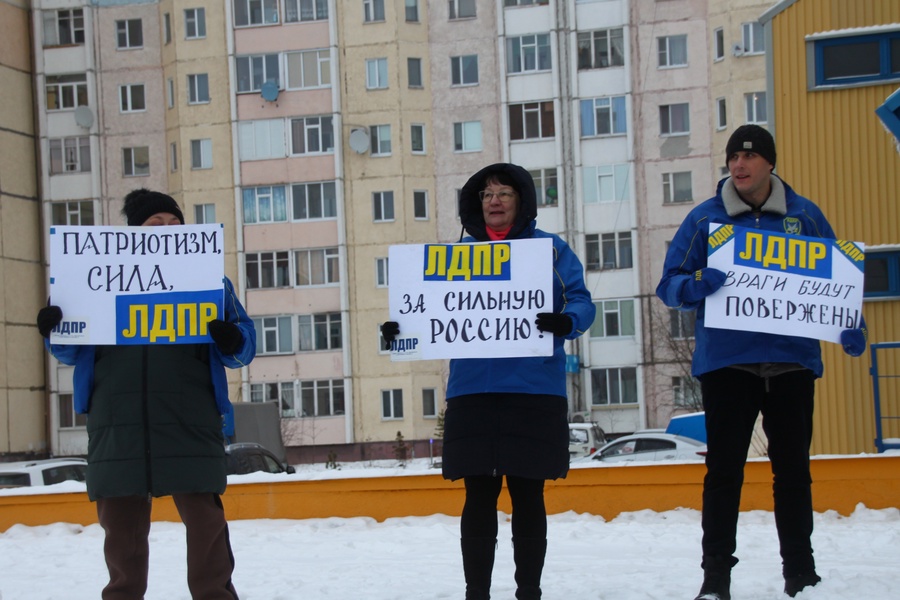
top-left (535, 313), bottom-right (573, 337)
top-left (381, 321), bottom-right (400, 350)
top-left (681, 268), bottom-right (727, 304)
top-left (208, 319), bottom-right (243, 354)
top-left (37, 305), bottom-right (63, 339)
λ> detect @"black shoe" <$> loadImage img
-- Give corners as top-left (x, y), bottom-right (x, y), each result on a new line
top-left (784, 571), bottom-right (821, 597)
top-left (693, 570), bottom-right (731, 600)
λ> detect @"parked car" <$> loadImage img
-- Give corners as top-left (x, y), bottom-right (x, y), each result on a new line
top-left (568, 422), bottom-right (608, 458)
top-left (225, 443), bottom-right (295, 475)
top-left (580, 433), bottom-right (707, 464)
top-left (0, 458), bottom-right (87, 488)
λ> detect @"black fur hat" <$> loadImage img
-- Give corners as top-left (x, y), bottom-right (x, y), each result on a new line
top-left (122, 188), bottom-right (185, 226)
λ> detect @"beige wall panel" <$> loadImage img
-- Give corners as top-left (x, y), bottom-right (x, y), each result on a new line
top-left (0, 68), bottom-right (34, 136)
top-left (240, 155), bottom-right (336, 186)
top-left (1, 195), bottom-right (41, 262)
top-left (234, 22), bottom-right (330, 54)
top-left (242, 220), bottom-right (339, 252)
top-left (237, 88), bottom-right (333, 121)
top-left (6, 389), bottom-right (47, 454)
top-left (0, 1), bottom-right (32, 73)
top-left (0, 132), bottom-right (38, 199)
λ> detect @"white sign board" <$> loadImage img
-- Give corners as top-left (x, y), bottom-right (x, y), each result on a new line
top-left (388, 238), bottom-right (554, 361)
top-left (705, 223), bottom-right (864, 343)
top-left (48, 224), bottom-right (226, 345)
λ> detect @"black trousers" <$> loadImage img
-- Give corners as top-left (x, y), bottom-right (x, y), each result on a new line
top-left (461, 475), bottom-right (547, 540)
top-left (699, 367), bottom-right (817, 576)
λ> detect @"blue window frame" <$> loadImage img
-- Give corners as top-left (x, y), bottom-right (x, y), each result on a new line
top-left (876, 87), bottom-right (900, 143)
top-left (813, 30), bottom-right (900, 87)
top-left (864, 250), bottom-right (900, 299)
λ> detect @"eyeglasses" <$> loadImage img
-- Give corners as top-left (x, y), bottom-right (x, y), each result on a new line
top-left (479, 190), bottom-right (517, 204)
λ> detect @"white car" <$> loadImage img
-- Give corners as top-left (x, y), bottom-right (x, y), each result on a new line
top-left (581, 433), bottom-right (707, 464)
top-left (568, 422), bottom-right (608, 458)
top-left (0, 458), bottom-right (87, 488)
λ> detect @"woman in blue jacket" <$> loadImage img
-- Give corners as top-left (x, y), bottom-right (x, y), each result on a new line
top-left (383, 163), bottom-right (594, 599)
top-left (37, 189), bottom-right (256, 600)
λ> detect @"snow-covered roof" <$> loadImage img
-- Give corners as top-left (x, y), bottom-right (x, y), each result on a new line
top-left (806, 23), bottom-right (900, 41)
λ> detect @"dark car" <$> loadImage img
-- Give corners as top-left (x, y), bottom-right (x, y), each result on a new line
top-left (225, 443), bottom-right (295, 475)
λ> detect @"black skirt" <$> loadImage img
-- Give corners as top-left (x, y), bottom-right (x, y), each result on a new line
top-left (441, 393), bottom-right (569, 481)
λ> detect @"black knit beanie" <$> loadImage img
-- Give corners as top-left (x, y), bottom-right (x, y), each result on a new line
top-left (122, 188), bottom-right (185, 226)
top-left (726, 124), bottom-right (776, 169)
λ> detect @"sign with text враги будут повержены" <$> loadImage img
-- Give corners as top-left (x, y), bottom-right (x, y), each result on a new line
top-left (387, 238), bottom-right (554, 361)
top-left (704, 222), bottom-right (864, 344)
top-left (48, 224), bottom-right (225, 346)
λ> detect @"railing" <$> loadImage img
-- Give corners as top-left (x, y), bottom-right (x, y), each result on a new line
top-left (870, 342), bottom-right (900, 452)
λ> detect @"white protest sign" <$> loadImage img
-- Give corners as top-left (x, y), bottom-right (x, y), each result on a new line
top-left (48, 224), bottom-right (226, 345)
top-left (388, 238), bottom-right (554, 361)
top-left (705, 222), bottom-right (864, 343)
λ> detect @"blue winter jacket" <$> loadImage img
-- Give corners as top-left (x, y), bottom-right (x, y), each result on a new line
top-left (46, 277), bottom-right (256, 416)
top-left (446, 163), bottom-right (595, 399)
top-left (656, 175), bottom-right (836, 378)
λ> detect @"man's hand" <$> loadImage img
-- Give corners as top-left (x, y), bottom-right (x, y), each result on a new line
top-left (682, 268), bottom-right (727, 304)
top-left (535, 313), bottom-right (573, 337)
top-left (840, 327), bottom-right (867, 357)
top-left (37, 305), bottom-right (63, 339)
top-left (381, 321), bottom-right (400, 350)
top-left (209, 319), bottom-right (243, 354)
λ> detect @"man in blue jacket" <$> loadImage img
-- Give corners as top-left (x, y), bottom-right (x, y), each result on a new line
top-left (656, 126), bottom-right (866, 600)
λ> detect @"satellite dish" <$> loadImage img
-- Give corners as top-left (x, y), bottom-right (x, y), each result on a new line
top-left (74, 106), bottom-right (94, 129)
top-left (261, 80), bottom-right (279, 102)
top-left (348, 128), bottom-right (370, 154)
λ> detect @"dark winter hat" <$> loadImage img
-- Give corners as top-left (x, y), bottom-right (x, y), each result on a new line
top-left (726, 124), bottom-right (776, 169)
top-left (122, 188), bottom-right (185, 226)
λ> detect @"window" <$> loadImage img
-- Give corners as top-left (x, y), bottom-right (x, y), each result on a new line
top-left (589, 299), bottom-right (635, 338)
top-left (167, 78), bottom-right (175, 108)
top-left (300, 379), bottom-right (345, 417)
top-left (660, 103), bottom-right (690, 135)
top-left (454, 121), bottom-right (482, 152)
top-left (50, 201), bottom-right (94, 226)
top-left (46, 74), bottom-right (88, 111)
top-left (450, 55), bottom-right (478, 86)
top-left (410, 124), bottom-right (426, 153)
top-left (234, 0), bottom-right (279, 27)
top-left (364, 0), bottom-right (385, 22)
top-left (658, 34), bottom-right (687, 68)
top-left (58, 393), bottom-right (87, 428)
top-left (286, 0), bottom-right (329, 22)
top-left (813, 30), bottom-right (900, 86)
top-left (422, 388), bottom-right (437, 418)
top-left (505, 0), bottom-right (549, 5)
top-left (366, 58), bottom-right (388, 89)
top-left (253, 316), bottom-right (293, 354)
top-left (194, 203), bottom-right (216, 224)
top-left (49, 137), bottom-right (91, 174)
top-left (716, 97), bottom-right (727, 130)
top-left (669, 308), bottom-right (695, 339)
top-left (163, 13), bottom-right (171, 44)
top-left (509, 101), bottom-right (555, 140)
top-left (713, 27), bottom-right (724, 61)
top-left (298, 313), bottom-right (342, 351)
top-left (673, 376), bottom-right (701, 408)
top-left (530, 168), bottom-right (558, 206)
top-left (583, 164), bottom-right (630, 203)
top-left (43, 9), bottom-right (85, 46)
top-left (580, 96), bottom-right (627, 137)
top-left (506, 34), bottom-right (551, 73)
top-left (252, 382), bottom-right (296, 416)
top-left (190, 139), bottom-right (212, 169)
top-left (382, 389), bottom-right (403, 419)
top-left (406, 0), bottom-right (419, 22)
top-left (293, 181), bottom-right (337, 220)
top-left (295, 248), bottom-right (340, 286)
top-left (291, 116), bottom-right (335, 155)
top-left (246, 252), bottom-right (290, 288)
top-left (286, 49), bottom-right (331, 89)
top-left (236, 54), bottom-right (280, 92)
top-left (185, 8), bottom-right (206, 39)
top-left (116, 19), bottom-right (142, 49)
top-left (118, 84), bottom-right (145, 112)
top-left (745, 91), bottom-right (767, 124)
top-left (741, 21), bottom-right (765, 54)
top-left (662, 172), bottom-right (692, 204)
top-left (373, 191), bottom-right (395, 222)
top-left (243, 186), bottom-right (288, 223)
top-left (376, 257), bottom-right (389, 287)
top-left (577, 28), bottom-right (624, 70)
top-left (585, 232), bottom-right (632, 271)
top-left (370, 125), bottom-right (392, 155)
top-left (408, 58), bottom-right (423, 88)
top-left (122, 146), bottom-right (149, 177)
top-left (188, 74), bottom-right (210, 104)
top-left (449, 0), bottom-right (475, 19)
top-left (239, 119), bottom-right (286, 160)
top-left (170, 142), bottom-right (178, 172)
top-left (413, 190), bottom-right (428, 219)
top-left (591, 367), bottom-right (638, 406)
top-left (864, 250), bottom-right (900, 298)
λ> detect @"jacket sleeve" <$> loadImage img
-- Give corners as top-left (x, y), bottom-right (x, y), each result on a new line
top-left (46, 339), bottom-right (90, 366)
top-left (216, 277), bottom-right (256, 368)
top-left (554, 239), bottom-right (596, 339)
top-left (656, 213), bottom-right (710, 311)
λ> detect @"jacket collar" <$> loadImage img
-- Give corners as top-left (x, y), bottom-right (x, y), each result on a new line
top-left (721, 174), bottom-right (787, 217)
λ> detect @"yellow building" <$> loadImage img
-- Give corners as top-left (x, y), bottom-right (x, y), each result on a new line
top-left (761, 0), bottom-right (900, 454)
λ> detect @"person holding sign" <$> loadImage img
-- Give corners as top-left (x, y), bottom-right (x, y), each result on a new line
top-left (656, 126), bottom-right (867, 600)
top-left (36, 189), bottom-right (255, 600)
top-left (382, 163), bottom-right (595, 599)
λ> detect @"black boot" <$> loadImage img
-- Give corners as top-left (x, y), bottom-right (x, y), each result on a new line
top-left (693, 569), bottom-right (731, 600)
top-left (513, 537), bottom-right (547, 600)
top-left (461, 537), bottom-right (496, 600)
top-left (784, 571), bottom-right (821, 597)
